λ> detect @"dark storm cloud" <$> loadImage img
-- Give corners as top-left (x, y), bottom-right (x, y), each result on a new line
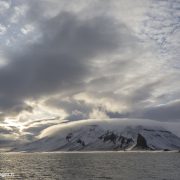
top-left (126, 80), bottom-right (163, 107)
top-left (0, 11), bottom-right (134, 115)
top-left (0, 96), bottom-right (32, 114)
top-left (139, 100), bottom-right (180, 122)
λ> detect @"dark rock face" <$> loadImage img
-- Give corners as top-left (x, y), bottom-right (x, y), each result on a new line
top-left (118, 136), bottom-right (134, 148)
top-left (134, 134), bottom-right (151, 150)
top-left (99, 131), bottom-right (118, 144)
top-left (101, 132), bottom-right (118, 144)
top-left (76, 139), bottom-right (85, 147)
top-left (163, 149), bottom-right (170, 151)
top-left (66, 133), bottom-right (73, 142)
top-left (99, 131), bottom-right (134, 149)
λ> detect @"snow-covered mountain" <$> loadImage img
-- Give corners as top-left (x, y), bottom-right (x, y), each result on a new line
top-left (14, 119), bottom-right (180, 152)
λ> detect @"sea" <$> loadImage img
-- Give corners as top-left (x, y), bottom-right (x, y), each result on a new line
top-left (0, 152), bottom-right (180, 180)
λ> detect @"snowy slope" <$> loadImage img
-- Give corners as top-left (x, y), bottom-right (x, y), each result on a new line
top-left (14, 119), bottom-right (180, 152)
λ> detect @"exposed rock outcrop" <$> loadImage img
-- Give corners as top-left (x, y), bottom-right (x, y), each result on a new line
top-left (133, 134), bottom-right (151, 150)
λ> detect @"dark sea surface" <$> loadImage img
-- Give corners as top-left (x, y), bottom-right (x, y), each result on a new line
top-left (0, 152), bottom-right (180, 180)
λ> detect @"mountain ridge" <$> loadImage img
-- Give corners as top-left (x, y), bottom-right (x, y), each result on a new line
top-left (13, 119), bottom-right (180, 152)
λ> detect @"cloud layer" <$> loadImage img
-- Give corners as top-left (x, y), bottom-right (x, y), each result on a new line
top-left (0, 0), bottom-right (180, 144)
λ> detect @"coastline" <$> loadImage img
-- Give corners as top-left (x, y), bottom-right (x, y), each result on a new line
top-left (1, 150), bottom-right (180, 154)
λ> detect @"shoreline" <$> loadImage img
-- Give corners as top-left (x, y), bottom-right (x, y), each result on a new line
top-left (1, 150), bottom-right (180, 154)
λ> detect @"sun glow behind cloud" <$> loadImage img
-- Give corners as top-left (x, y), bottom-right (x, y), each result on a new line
top-left (4, 117), bottom-right (24, 129)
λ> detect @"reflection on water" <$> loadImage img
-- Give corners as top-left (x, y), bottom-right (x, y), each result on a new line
top-left (0, 152), bottom-right (180, 180)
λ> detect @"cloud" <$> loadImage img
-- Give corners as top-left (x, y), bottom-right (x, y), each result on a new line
top-left (0, 126), bottom-right (14, 134)
top-left (0, 124), bottom-right (20, 147)
top-left (38, 118), bottom-right (180, 139)
top-left (142, 0), bottom-right (180, 67)
top-left (0, 0), bottom-right (10, 14)
top-left (0, 9), bottom-right (139, 116)
top-left (0, 24), bottom-right (6, 35)
top-left (139, 100), bottom-right (180, 122)
top-left (0, 0), bottom-right (180, 148)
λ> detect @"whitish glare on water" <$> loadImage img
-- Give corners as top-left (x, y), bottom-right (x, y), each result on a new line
top-left (0, 152), bottom-right (180, 180)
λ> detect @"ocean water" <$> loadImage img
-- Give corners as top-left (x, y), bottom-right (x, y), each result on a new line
top-left (0, 152), bottom-right (180, 180)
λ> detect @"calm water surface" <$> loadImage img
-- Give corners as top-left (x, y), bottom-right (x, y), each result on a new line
top-left (0, 152), bottom-right (180, 180)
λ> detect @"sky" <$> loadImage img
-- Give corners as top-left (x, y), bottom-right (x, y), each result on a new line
top-left (0, 0), bottom-right (180, 145)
